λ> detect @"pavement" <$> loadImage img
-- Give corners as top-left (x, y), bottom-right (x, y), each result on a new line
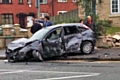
top-left (61, 47), bottom-right (120, 61)
top-left (0, 47), bottom-right (120, 61)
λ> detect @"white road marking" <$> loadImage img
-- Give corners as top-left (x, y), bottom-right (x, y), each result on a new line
top-left (0, 70), bottom-right (28, 75)
top-left (34, 73), bottom-right (100, 80)
top-left (0, 69), bottom-right (100, 80)
top-left (26, 70), bottom-right (98, 74)
top-left (30, 71), bottom-right (100, 80)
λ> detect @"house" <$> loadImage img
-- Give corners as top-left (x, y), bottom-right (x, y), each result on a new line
top-left (0, 0), bottom-right (37, 28)
top-left (0, 0), bottom-right (78, 28)
top-left (39, 0), bottom-right (78, 17)
top-left (78, 0), bottom-right (120, 27)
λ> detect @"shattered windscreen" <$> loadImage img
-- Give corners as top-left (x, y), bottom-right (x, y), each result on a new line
top-left (29, 28), bottom-right (50, 41)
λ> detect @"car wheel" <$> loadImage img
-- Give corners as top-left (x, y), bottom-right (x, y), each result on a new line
top-left (32, 50), bottom-right (43, 61)
top-left (81, 41), bottom-right (94, 54)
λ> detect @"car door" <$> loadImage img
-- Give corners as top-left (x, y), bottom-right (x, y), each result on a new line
top-left (63, 25), bottom-right (82, 52)
top-left (42, 27), bottom-right (64, 58)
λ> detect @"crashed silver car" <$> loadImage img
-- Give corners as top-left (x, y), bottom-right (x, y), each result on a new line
top-left (5, 23), bottom-right (95, 62)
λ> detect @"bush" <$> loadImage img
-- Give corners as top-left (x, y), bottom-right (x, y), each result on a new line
top-left (106, 27), bottom-right (120, 35)
top-left (95, 19), bottom-right (112, 36)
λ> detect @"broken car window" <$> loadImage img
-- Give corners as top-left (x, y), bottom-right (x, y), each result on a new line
top-left (63, 26), bottom-right (79, 35)
top-left (78, 26), bottom-right (88, 32)
top-left (46, 28), bottom-right (61, 40)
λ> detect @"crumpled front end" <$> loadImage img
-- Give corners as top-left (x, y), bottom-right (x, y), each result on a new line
top-left (5, 38), bottom-right (28, 61)
top-left (14, 40), bottom-right (42, 61)
top-left (5, 47), bottom-right (23, 62)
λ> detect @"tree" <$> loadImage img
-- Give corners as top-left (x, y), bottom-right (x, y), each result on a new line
top-left (76, 0), bottom-right (103, 18)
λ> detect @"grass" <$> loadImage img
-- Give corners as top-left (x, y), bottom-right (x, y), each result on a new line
top-left (105, 27), bottom-right (120, 35)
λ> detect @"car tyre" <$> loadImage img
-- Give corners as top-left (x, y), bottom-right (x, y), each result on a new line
top-left (81, 41), bottom-right (94, 54)
top-left (32, 50), bottom-right (43, 61)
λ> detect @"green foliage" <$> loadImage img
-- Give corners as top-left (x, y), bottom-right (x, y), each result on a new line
top-left (76, 0), bottom-right (103, 17)
top-left (76, 0), bottom-right (103, 6)
top-left (106, 27), bottom-right (120, 35)
top-left (95, 17), bottom-right (113, 36)
top-left (0, 31), bottom-right (3, 36)
top-left (76, 0), bottom-right (93, 16)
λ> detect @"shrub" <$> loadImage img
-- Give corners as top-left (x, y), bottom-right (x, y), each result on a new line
top-left (95, 19), bottom-right (112, 37)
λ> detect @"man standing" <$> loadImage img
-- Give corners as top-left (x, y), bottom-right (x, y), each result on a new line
top-left (43, 15), bottom-right (53, 27)
top-left (30, 19), bottom-right (43, 34)
top-left (84, 16), bottom-right (95, 31)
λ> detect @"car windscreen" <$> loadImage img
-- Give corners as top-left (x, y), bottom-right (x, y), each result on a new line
top-left (29, 28), bottom-right (50, 41)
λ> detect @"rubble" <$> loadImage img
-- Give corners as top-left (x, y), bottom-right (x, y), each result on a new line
top-left (96, 32), bottom-right (120, 48)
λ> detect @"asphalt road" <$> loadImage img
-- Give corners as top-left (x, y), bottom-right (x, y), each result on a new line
top-left (1, 47), bottom-right (120, 61)
top-left (0, 60), bottom-right (120, 80)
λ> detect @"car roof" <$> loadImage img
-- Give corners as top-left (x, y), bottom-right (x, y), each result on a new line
top-left (43, 23), bottom-right (89, 30)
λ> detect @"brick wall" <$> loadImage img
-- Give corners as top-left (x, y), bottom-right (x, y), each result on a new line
top-left (0, 0), bottom-right (37, 27)
top-left (0, 0), bottom-right (78, 27)
top-left (40, 0), bottom-right (78, 16)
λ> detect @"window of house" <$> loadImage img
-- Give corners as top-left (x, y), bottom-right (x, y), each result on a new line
top-left (72, 0), bottom-right (76, 2)
top-left (1, 14), bottom-right (13, 24)
top-left (0, 0), bottom-right (12, 4)
top-left (58, 0), bottom-right (67, 2)
top-left (111, 0), bottom-right (120, 14)
top-left (58, 11), bottom-right (67, 15)
top-left (18, 0), bottom-right (23, 4)
top-left (27, 0), bottom-right (31, 4)
top-left (40, 0), bottom-right (47, 4)
top-left (40, 13), bottom-right (49, 18)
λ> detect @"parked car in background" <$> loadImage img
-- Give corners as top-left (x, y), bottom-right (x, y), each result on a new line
top-left (5, 23), bottom-right (96, 62)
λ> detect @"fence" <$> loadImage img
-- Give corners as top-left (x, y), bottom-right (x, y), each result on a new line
top-left (50, 9), bottom-right (79, 24)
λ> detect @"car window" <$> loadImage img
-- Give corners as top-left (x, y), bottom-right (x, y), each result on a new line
top-left (46, 28), bottom-right (61, 40)
top-left (63, 26), bottom-right (79, 35)
top-left (29, 28), bottom-right (50, 41)
top-left (78, 26), bottom-right (88, 32)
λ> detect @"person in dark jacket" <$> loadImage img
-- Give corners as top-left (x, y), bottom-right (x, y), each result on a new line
top-left (79, 19), bottom-right (84, 24)
top-left (30, 20), bottom-right (43, 34)
top-left (84, 16), bottom-right (95, 31)
top-left (43, 15), bottom-right (53, 27)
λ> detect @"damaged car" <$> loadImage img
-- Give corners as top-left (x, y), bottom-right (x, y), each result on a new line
top-left (5, 23), bottom-right (95, 62)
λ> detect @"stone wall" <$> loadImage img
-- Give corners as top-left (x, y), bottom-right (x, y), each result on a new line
top-left (78, 6), bottom-right (85, 19)
top-left (0, 24), bottom-right (31, 48)
top-left (109, 15), bottom-right (120, 27)
top-left (96, 0), bottom-right (110, 20)
top-left (96, 0), bottom-right (120, 27)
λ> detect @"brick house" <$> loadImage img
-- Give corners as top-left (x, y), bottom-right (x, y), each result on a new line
top-left (78, 0), bottom-right (120, 27)
top-left (39, 0), bottom-right (77, 17)
top-left (0, 0), bottom-right (78, 28)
